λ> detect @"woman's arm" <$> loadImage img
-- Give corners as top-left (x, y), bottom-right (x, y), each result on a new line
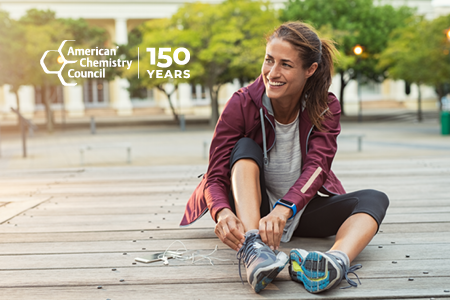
top-left (204, 92), bottom-right (247, 222)
top-left (283, 95), bottom-right (342, 212)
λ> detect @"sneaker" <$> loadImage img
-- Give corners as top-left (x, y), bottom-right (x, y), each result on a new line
top-left (290, 250), bottom-right (362, 293)
top-left (236, 230), bottom-right (289, 293)
top-left (289, 248), bottom-right (309, 283)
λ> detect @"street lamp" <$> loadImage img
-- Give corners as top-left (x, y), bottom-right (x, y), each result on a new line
top-left (353, 45), bottom-right (364, 122)
top-left (353, 45), bottom-right (363, 56)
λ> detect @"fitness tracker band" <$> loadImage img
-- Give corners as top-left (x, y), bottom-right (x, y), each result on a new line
top-left (273, 199), bottom-right (297, 220)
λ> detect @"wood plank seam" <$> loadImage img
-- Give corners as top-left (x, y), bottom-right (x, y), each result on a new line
top-left (0, 196), bottom-right (53, 225)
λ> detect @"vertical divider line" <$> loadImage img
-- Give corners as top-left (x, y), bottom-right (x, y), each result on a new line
top-left (138, 47), bottom-right (140, 79)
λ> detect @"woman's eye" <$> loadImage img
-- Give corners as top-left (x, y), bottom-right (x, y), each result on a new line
top-left (265, 58), bottom-right (273, 63)
top-left (283, 63), bottom-right (292, 67)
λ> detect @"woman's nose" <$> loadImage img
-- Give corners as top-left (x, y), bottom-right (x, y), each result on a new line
top-left (268, 64), bottom-right (280, 78)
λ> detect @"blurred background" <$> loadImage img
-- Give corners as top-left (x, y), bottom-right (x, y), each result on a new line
top-left (0, 0), bottom-right (449, 169)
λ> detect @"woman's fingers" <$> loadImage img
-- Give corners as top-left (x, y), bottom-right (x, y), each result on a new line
top-left (273, 222), bottom-right (281, 250)
top-left (215, 210), bottom-right (245, 251)
top-left (258, 220), bottom-right (268, 245)
top-left (215, 223), bottom-right (237, 250)
top-left (259, 214), bottom-right (285, 250)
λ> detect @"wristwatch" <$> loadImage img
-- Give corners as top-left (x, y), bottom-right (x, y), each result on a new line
top-left (273, 199), bottom-right (297, 220)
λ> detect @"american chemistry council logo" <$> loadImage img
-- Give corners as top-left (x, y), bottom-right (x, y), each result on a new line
top-left (40, 40), bottom-right (77, 87)
top-left (41, 40), bottom-right (191, 86)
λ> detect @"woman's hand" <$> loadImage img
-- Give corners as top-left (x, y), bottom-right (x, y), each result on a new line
top-left (215, 208), bottom-right (246, 251)
top-left (259, 205), bottom-right (292, 250)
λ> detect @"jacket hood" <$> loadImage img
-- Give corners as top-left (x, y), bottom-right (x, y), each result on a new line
top-left (247, 74), bottom-right (266, 109)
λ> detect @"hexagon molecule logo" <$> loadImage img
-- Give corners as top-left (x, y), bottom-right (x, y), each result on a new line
top-left (40, 40), bottom-right (78, 86)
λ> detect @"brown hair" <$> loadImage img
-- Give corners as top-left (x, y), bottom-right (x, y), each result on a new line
top-left (267, 22), bottom-right (337, 131)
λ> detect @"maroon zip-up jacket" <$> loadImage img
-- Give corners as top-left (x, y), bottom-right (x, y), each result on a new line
top-left (180, 75), bottom-right (346, 226)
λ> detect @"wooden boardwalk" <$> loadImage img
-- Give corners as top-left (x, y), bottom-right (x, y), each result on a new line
top-left (1, 158), bottom-right (450, 300)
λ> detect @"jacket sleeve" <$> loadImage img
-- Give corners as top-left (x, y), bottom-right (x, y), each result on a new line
top-left (282, 95), bottom-right (341, 212)
top-left (204, 92), bottom-right (247, 222)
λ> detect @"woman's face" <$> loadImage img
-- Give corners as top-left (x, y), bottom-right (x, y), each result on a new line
top-left (262, 38), bottom-right (317, 104)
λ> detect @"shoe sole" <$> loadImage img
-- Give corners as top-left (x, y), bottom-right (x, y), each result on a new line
top-left (297, 251), bottom-right (341, 293)
top-left (289, 249), bottom-right (309, 284)
top-left (252, 251), bottom-right (289, 293)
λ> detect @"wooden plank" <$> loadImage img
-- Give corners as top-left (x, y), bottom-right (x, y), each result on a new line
top-left (1, 218), bottom-right (449, 234)
top-left (387, 199), bottom-right (450, 207)
top-left (0, 258), bottom-right (448, 288)
top-left (0, 277), bottom-right (449, 300)
top-left (383, 213), bottom-right (450, 223)
top-left (1, 227), bottom-right (447, 245)
top-left (22, 204), bottom-right (450, 217)
top-left (0, 197), bottom-right (52, 224)
top-left (6, 211), bottom-right (450, 229)
top-left (0, 243), bottom-right (449, 269)
top-left (0, 220), bottom-right (214, 233)
top-left (0, 229), bottom-right (217, 243)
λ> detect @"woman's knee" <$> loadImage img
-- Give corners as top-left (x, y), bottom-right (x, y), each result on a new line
top-left (230, 138), bottom-right (264, 170)
top-left (356, 189), bottom-right (389, 224)
top-left (231, 158), bottom-right (259, 175)
top-left (369, 189), bottom-right (389, 211)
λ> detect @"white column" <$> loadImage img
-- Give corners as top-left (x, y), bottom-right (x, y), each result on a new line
top-left (2, 84), bottom-right (33, 118)
top-left (115, 18), bottom-right (128, 45)
top-left (112, 18), bottom-right (132, 116)
top-left (64, 85), bottom-right (85, 117)
top-left (343, 79), bottom-right (359, 116)
top-left (177, 83), bottom-right (192, 114)
top-left (18, 85), bottom-right (35, 118)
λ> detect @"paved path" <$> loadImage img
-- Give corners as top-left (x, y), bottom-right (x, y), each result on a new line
top-left (1, 119), bottom-right (449, 170)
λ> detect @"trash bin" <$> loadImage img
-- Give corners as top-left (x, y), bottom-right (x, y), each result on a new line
top-left (441, 111), bottom-right (450, 135)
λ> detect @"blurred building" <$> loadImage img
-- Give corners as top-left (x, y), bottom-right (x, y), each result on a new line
top-left (0, 0), bottom-right (449, 121)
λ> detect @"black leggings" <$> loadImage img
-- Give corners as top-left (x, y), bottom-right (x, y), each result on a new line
top-left (228, 138), bottom-right (389, 238)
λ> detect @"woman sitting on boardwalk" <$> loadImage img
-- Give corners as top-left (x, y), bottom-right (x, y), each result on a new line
top-left (181, 21), bottom-right (389, 294)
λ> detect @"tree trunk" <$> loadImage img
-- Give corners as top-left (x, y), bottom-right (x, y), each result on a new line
top-left (436, 84), bottom-right (444, 112)
top-left (339, 71), bottom-right (347, 115)
top-left (44, 85), bottom-right (54, 133)
top-left (13, 90), bottom-right (21, 113)
top-left (156, 85), bottom-right (179, 123)
top-left (166, 93), bottom-right (179, 123)
top-left (417, 83), bottom-right (422, 122)
top-left (209, 84), bottom-right (221, 127)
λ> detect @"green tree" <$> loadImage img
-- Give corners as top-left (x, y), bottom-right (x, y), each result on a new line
top-left (0, 9), bottom-right (108, 132)
top-left (126, 18), bottom-right (192, 122)
top-left (281, 0), bottom-right (413, 115)
top-left (178, 0), bottom-right (279, 125)
top-left (129, 0), bottom-right (279, 126)
top-left (379, 14), bottom-right (450, 121)
top-left (0, 9), bottom-right (67, 129)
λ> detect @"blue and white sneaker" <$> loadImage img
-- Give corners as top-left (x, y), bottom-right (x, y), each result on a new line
top-left (289, 250), bottom-right (362, 293)
top-left (237, 230), bottom-right (289, 293)
top-left (289, 248), bottom-right (310, 283)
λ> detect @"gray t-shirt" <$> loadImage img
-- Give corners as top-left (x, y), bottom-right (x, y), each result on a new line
top-left (263, 94), bottom-right (305, 242)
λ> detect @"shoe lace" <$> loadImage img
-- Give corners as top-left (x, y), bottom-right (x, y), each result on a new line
top-left (340, 262), bottom-right (362, 289)
top-left (236, 233), bottom-right (258, 284)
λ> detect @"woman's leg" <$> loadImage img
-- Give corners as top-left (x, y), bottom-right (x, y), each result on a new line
top-left (228, 138), bottom-right (270, 229)
top-left (330, 213), bottom-right (377, 262)
top-left (228, 138), bottom-right (287, 294)
top-left (293, 189), bottom-right (389, 261)
top-left (231, 158), bottom-right (261, 232)
top-left (290, 189), bottom-right (389, 293)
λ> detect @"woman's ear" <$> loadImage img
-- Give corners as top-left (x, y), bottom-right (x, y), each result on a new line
top-left (306, 62), bottom-right (318, 78)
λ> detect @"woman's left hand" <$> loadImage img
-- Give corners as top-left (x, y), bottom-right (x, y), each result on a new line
top-left (259, 205), bottom-right (292, 251)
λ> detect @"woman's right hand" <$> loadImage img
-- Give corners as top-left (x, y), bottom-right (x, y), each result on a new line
top-left (214, 208), bottom-right (246, 251)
